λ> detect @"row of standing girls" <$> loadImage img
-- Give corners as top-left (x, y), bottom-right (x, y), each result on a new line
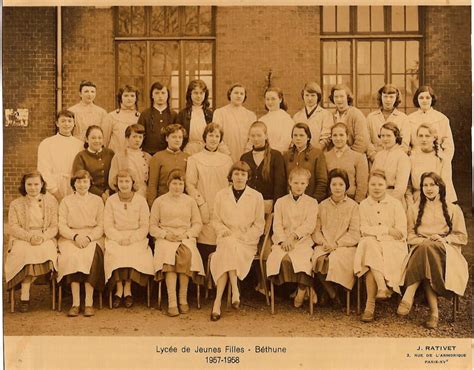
top-left (5, 79), bottom-right (466, 329)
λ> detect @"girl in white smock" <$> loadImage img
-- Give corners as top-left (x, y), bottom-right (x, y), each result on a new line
top-left (57, 170), bottom-right (105, 317)
top-left (150, 169), bottom-right (204, 317)
top-left (209, 161), bottom-right (265, 321)
top-left (104, 169), bottom-right (154, 309)
top-left (266, 167), bottom-right (318, 308)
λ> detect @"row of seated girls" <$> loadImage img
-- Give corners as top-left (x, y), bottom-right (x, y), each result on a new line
top-left (5, 79), bottom-right (467, 332)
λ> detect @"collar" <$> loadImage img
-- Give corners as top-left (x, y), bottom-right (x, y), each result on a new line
top-left (153, 105), bottom-right (168, 113)
top-left (87, 147), bottom-right (103, 154)
top-left (166, 147), bottom-right (181, 154)
top-left (334, 145), bottom-right (349, 154)
top-left (418, 108), bottom-right (433, 114)
top-left (305, 105), bottom-right (319, 118)
top-left (57, 132), bottom-right (73, 138)
top-left (367, 195), bottom-right (390, 205)
top-left (329, 195), bottom-right (348, 206)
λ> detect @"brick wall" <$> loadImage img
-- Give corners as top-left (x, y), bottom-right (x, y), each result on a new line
top-left (215, 6), bottom-right (321, 117)
top-left (3, 7), bottom-right (57, 211)
top-left (424, 6), bottom-right (471, 182)
top-left (62, 7), bottom-right (115, 112)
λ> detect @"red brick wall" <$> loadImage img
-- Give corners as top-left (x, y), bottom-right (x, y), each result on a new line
top-left (62, 7), bottom-right (115, 112)
top-left (424, 6), bottom-right (471, 180)
top-left (3, 7), bottom-right (57, 211)
top-left (215, 6), bottom-right (321, 117)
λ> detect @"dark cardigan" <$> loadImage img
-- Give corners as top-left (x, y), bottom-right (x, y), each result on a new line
top-left (176, 106), bottom-right (213, 148)
top-left (138, 106), bottom-right (178, 155)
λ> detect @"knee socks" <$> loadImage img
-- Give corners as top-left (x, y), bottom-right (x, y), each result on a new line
top-left (178, 274), bottom-right (189, 305)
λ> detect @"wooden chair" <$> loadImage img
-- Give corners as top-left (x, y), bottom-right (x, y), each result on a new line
top-left (8, 271), bottom-right (56, 313)
top-left (57, 282), bottom-right (103, 312)
top-left (204, 213), bottom-right (274, 306)
top-left (108, 278), bottom-right (151, 309)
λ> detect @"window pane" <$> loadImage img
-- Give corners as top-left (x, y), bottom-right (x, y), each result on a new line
top-left (357, 42), bottom-right (370, 74)
top-left (322, 6), bottom-right (336, 33)
top-left (339, 75), bottom-right (351, 90)
top-left (391, 74), bottom-right (406, 107)
top-left (184, 42), bottom-right (199, 80)
top-left (391, 41), bottom-right (405, 73)
top-left (199, 6), bottom-right (212, 35)
top-left (337, 6), bottom-right (350, 32)
top-left (371, 6), bottom-right (385, 32)
top-left (391, 6), bottom-right (404, 32)
top-left (131, 6), bottom-right (145, 35)
top-left (117, 43), bottom-right (132, 76)
top-left (323, 42), bottom-right (337, 74)
top-left (117, 7), bottom-right (132, 36)
top-left (337, 42), bottom-right (351, 74)
top-left (371, 75), bottom-right (385, 106)
top-left (151, 42), bottom-right (179, 80)
top-left (406, 6), bottom-right (419, 31)
top-left (357, 75), bottom-right (371, 106)
top-left (357, 6), bottom-right (370, 32)
top-left (184, 6), bottom-right (199, 35)
top-left (406, 41), bottom-right (419, 74)
top-left (151, 6), bottom-right (180, 36)
top-left (199, 42), bottom-right (213, 71)
top-left (322, 75), bottom-right (335, 105)
top-left (371, 42), bottom-right (385, 73)
top-left (406, 74), bottom-right (419, 106)
top-left (117, 42), bottom-right (146, 108)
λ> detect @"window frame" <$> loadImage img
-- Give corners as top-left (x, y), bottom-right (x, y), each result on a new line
top-left (113, 6), bottom-right (216, 110)
top-left (320, 6), bottom-right (424, 113)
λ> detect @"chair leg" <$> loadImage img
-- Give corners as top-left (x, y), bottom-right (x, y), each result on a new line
top-left (259, 258), bottom-right (270, 306)
top-left (226, 280), bottom-right (231, 309)
top-left (158, 281), bottom-right (162, 310)
top-left (270, 281), bottom-right (275, 315)
top-left (356, 278), bottom-right (361, 316)
top-left (58, 284), bottom-right (62, 312)
top-left (109, 289), bottom-right (112, 309)
top-left (456, 295), bottom-right (461, 312)
top-left (452, 294), bottom-right (457, 322)
top-left (51, 277), bottom-right (56, 311)
top-left (197, 284), bottom-right (201, 309)
top-left (309, 287), bottom-right (313, 316)
top-left (346, 289), bottom-right (350, 316)
top-left (10, 289), bottom-right (14, 313)
top-left (99, 291), bottom-right (103, 310)
top-left (147, 279), bottom-right (151, 308)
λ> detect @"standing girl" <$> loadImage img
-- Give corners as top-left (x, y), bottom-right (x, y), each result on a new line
top-left (312, 169), bottom-right (360, 305)
top-left (213, 83), bottom-right (257, 162)
top-left (138, 82), bottom-right (178, 156)
top-left (73, 125), bottom-right (115, 203)
top-left (240, 121), bottom-right (287, 214)
top-left (266, 168), bottom-right (318, 308)
top-left (150, 169), bottom-right (204, 317)
top-left (398, 173), bottom-right (468, 329)
top-left (109, 124), bottom-right (151, 198)
top-left (210, 161), bottom-right (265, 321)
top-left (354, 170), bottom-right (408, 322)
top-left (371, 123), bottom-right (411, 204)
top-left (367, 84), bottom-right (410, 161)
top-left (5, 171), bottom-right (58, 312)
top-left (324, 122), bottom-right (368, 203)
top-left (293, 81), bottom-right (334, 151)
top-left (147, 124), bottom-right (189, 207)
top-left (103, 85), bottom-right (141, 154)
top-left (259, 87), bottom-right (294, 153)
top-left (283, 123), bottom-right (328, 203)
top-left (57, 170), bottom-right (105, 317)
top-left (104, 169), bottom-right (154, 308)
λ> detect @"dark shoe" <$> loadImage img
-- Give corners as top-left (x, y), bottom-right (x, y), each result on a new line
top-left (18, 300), bottom-right (29, 313)
top-left (124, 295), bottom-right (134, 308)
top-left (397, 300), bottom-right (412, 316)
top-left (331, 294), bottom-right (343, 308)
top-left (231, 300), bottom-right (240, 310)
top-left (112, 295), bottom-right (122, 308)
top-left (361, 310), bottom-right (374, 322)
top-left (210, 312), bottom-right (221, 321)
top-left (179, 304), bottom-right (189, 314)
top-left (318, 291), bottom-right (329, 307)
top-left (67, 306), bottom-right (80, 317)
top-left (424, 315), bottom-right (439, 329)
top-left (83, 306), bottom-right (95, 317)
top-left (168, 306), bottom-right (180, 317)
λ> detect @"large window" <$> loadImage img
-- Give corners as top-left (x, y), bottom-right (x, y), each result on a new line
top-left (115, 6), bottom-right (215, 110)
top-left (321, 6), bottom-right (422, 115)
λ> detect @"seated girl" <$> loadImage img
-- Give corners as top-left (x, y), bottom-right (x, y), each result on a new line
top-left (312, 168), bottom-right (360, 306)
top-left (209, 161), bottom-right (265, 321)
top-left (397, 172), bottom-right (468, 329)
top-left (150, 169), bottom-right (204, 317)
top-left (109, 123), bottom-right (151, 198)
top-left (57, 170), bottom-right (105, 317)
top-left (266, 167), bottom-right (318, 308)
top-left (5, 171), bottom-right (58, 312)
top-left (104, 169), bottom-right (154, 308)
top-left (354, 170), bottom-right (408, 322)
